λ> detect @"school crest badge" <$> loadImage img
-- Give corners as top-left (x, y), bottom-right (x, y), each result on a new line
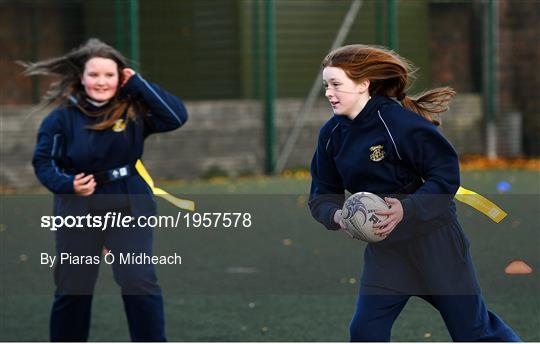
top-left (369, 145), bottom-right (385, 162)
top-left (112, 119), bottom-right (126, 132)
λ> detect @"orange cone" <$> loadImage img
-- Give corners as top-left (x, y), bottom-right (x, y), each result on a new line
top-left (504, 260), bottom-right (533, 274)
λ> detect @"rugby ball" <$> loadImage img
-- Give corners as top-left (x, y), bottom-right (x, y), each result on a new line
top-left (341, 192), bottom-right (389, 243)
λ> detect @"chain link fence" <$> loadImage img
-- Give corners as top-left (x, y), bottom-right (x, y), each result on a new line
top-left (1, 0), bottom-right (538, 187)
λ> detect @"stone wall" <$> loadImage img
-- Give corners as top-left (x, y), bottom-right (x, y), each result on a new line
top-left (1, 95), bottom-right (484, 188)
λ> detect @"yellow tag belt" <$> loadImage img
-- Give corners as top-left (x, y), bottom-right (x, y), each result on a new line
top-left (135, 159), bottom-right (195, 211)
top-left (135, 159), bottom-right (507, 223)
top-left (456, 186), bottom-right (507, 223)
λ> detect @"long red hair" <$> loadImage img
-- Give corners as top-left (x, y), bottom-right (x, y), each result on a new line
top-left (322, 44), bottom-right (455, 125)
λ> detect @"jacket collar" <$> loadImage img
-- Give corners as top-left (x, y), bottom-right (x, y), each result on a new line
top-left (333, 95), bottom-right (396, 125)
top-left (68, 94), bottom-right (112, 113)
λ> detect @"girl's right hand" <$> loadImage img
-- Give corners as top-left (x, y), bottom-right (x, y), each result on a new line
top-left (121, 68), bottom-right (136, 87)
top-left (334, 209), bottom-right (354, 238)
top-left (333, 209), bottom-right (346, 228)
top-left (73, 173), bottom-right (96, 196)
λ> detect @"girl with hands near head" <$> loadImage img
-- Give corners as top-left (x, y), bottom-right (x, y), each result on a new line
top-left (23, 38), bottom-right (188, 342)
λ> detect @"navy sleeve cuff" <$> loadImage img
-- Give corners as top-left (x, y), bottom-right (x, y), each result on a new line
top-left (62, 175), bottom-right (76, 194)
top-left (325, 207), bottom-right (341, 231)
top-left (400, 197), bottom-right (416, 223)
top-left (121, 73), bottom-right (143, 95)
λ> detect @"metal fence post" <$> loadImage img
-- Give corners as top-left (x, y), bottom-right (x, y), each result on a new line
top-left (265, 0), bottom-right (276, 174)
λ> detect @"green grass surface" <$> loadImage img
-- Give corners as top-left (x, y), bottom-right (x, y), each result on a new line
top-left (1, 170), bottom-right (539, 341)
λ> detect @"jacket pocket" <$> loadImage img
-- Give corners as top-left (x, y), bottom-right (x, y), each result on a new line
top-left (448, 221), bottom-right (469, 263)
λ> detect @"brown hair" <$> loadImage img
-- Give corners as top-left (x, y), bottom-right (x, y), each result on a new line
top-left (322, 44), bottom-right (455, 125)
top-left (19, 38), bottom-right (146, 130)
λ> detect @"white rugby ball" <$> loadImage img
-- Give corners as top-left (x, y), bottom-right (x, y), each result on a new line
top-left (341, 192), bottom-right (389, 243)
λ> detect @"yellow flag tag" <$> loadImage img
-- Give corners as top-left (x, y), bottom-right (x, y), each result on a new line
top-left (455, 186), bottom-right (507, 223)
top-left (135, 159), bottom-right (195, 211)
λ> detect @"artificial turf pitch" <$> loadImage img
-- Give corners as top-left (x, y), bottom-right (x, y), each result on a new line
top-left (1, 169), bottom-right (538, 341)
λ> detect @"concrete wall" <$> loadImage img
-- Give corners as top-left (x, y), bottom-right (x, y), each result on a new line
top-left (1, 95), bottom-right (483, 189)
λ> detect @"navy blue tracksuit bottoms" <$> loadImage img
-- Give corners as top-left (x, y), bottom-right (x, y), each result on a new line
top-left (50, 208), bottom-right (165, 342)
top-left (350, 288), bottom-right (521, 342)
top-left (350, 220), bottom-right (521, 342)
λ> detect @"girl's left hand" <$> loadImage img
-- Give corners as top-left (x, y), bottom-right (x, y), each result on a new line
top-left (121, 68), bottom-right (136, 87)
top-left (372, 197), bottom-right (404, 237)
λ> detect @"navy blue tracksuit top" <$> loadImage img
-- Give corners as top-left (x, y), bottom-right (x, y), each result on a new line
top-left (309, 95), bottom-right (460, 238)
top-left (33, 73), bottom-right (188, 217)
top-left (308, 95), bottom-right (477, 293)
